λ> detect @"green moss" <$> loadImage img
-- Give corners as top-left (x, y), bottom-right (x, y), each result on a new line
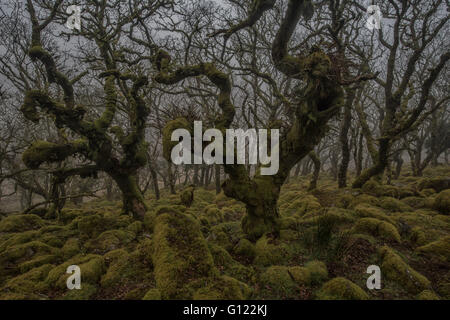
top-left (362, 179), bottom-right (382, 196)
top-left (204, 205), bottom-right (224, 225)
top-left (193, 275), bottom-right (251, 300)
top-left (180, 186), bottom-right (195, 207)
top-left (378, 197), bottom-right (412, 212)
top-left (352, 218), bottom-right (401, 243)
top-left (353, 204), bottom-right (395, 224)
top-left (288, 266), bottom-right (311, 285)
top-left (416, 236), bottom-right (450, 263)
top-left (410, 227), bottom-right (427, 246)
top-left (142, 288), bottom-right (161, 300)
top-left (379, 246), bottom-right (430, 294)
top-left (46, 254), bottom-right (105, 289)
top-left (316, 277), bottom-right (368, 300)
top-left (305, 260), bottom-right (328, 284)
top-left (401, 197), bottom-right (426, 209)
top-left (0, 214), bottom-right (45, 233)
top-left (85, 229), bottom-right (135, 253)
top-left (433, 190), bottom-right (450, 214)
top-left (19, 254), bottom-right (58, 273)
top-left (0, 241), bottom-right (57, 265)
top-left (127, 221), bottom-right (143, 235)
top-left (62, 283), bottom-right (97, 300)
top-left (258, 266), bottom-right (298, 299)
top-left (1, 264), bottom-right (53, 296)
top-left (282, 195), bottom-right (321, 217)
top-left (416, 290), bottom-right (439, 300)
top-left (233, 239), bottom-right (256, 260)
top-left (62, 238), bottom-right (80, 260)
top-left (417, 178), bottom-right (450, 193)
top-left (207, 221), bottom-right (243, 251)
top-left (254, 234), bottom-right (292, 266)
top-left (152, 208), bottom-right (218, 299)
top-left (351, 194), bottom-right (380, 208)
top-left (77, 214), bottom-right (109, 238)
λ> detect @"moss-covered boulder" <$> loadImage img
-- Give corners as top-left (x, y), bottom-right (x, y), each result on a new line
top-left (232, 239), bottom-right (256, 261)
top-left (142, 288), bottom-right (161, 300)
top-left (258, 266), bottom-right (299, 299)
top-left (254, 234), bottom-right (293, 266)
top-left (305, 260), bottom-right (328, 284)
top-left (62, 238), bottom-right (80, 260)
top-left (352, 218), bottom-right (401, 242)
top-left (152, 206), bottom-right (218, 299)
top-left (433, 190), bottom-right (450, 214)
top-left (62, 283), bottom-right (98, 300)
top-left (418, 178), bottom-right (450, 193)
top-left (85, 229), bottom-right (135, 253)
top-left (378, 197), bottom-right (412, 212)
top-left (0, 214), bottom-right (46, 233)
top-left (416, 290), bottom-right (440, 300)
top-left (45, 254), bottom-right (105, 289)
top-left (353, 204), bottom-right (395, 224)
top-left (416, 236), bottom-right (450, 263)
top-left (193, 275), bottom-right (251, 300)
top-left (316, 277), bottom-right (368, 300)
top-left (379, 246), bottom-right (430, 294)
top-left (0, 264), bottom-right (53, 298)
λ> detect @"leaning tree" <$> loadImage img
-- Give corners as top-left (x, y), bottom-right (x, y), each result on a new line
top-left (20, 0), bottom-right (173, 219)
top-left (154, 0), bottom-right (373, 240)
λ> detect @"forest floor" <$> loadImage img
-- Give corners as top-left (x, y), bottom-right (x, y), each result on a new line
top-left (0, 166), bottom-right (449, 300)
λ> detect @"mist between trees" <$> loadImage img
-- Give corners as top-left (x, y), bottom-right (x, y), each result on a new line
top-left (0, 0), bottom-right (448, 241)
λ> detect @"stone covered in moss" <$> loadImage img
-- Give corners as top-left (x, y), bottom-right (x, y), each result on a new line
top-left (142, 288), bottom-right (161, 300)
top-left (305, 260), bottom-right (328, 284)
top-left (233, 238), bottom-right (256, 260)
top-left (254, 234), bottom-right (293, 266)
top-left (416, 290), bottom-right (439, 300)
top-left (63, 283), bottom-right (98, 300)
top-left (353, 204), bottom-right (395, 224)
top-left (258, 266), bottom-right (299, 299)
top-left (433, 190), bottom-right (450, 214)
top-left (378, 197), bottom-right (412, 212)
top-left (379, 246), bottom-right (430, 294)
top-left (0, 214), bottom-right (46, 233)
top-left (152, 206), bottom-right (218, 299)
top-left (0, 264), bottom-right (53, 297)
top-left (316, 277), bottom-right (368, 300)
top-left (46, 254), bottom-right (105, 289)
top-left (352, 218), bottom-right (401, 243)
top-left (193, 275), bottom-right (251, 300)
top-left (416, 236), bottom-right (450, 263)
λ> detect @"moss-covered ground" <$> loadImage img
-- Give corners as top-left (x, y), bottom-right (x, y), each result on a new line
top-left (0, 166), bottom-right (448, 300)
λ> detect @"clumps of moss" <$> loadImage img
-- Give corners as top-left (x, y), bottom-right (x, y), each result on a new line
top-left (76, 214), bottom-right (109, 238)
top-left (0, 264), bottom-right (53, 298)
top-left (316, 277), bottom-right (368, 300)
top-left (281, 195), bottom-right (321, 217)
top-left (45, 254), bottom-right (105, 289)
top-left (85, 229), bottom-right (135, 253)
top-left (193, 275), bottom-right (251, 300)
top-left (208, 244), bottom-right (254, 283)
top-left (416, 290), bottom-right (440, 300)
top-left (410, 227), bottom-right (427, 246)
top-left (362, 179), bottom-right (382, 196)
top-left (353, 204), bottom-right (395, 224)
top-left (258, 266), bottom-right (299, 299)
top-left (417, 178), bottom-right (450, 193)
top-left (142, 288), bottom-right (161, 300)
top-left (433, 190), bottom-right (450, 214)
top-left (0, 214), bottom-right (46, 233)
top-left (416, 236), bottom-right (450, 263)
top-left (62, 283), bottom-right (98, 300)
top-left (127, 221), bottom-right (143, 235)
top-left (0, 241), bottom-right (57, 267)
top-left (351, 194), bottom-right (380, 208)
top-left (232, 239), bottom-right (256, 261)
top-left (204, 205), bottom-right (224, 226)
top-left (207, 221), bottom-right (243, 251)
top-left (351, 218), bottom-right (401, 243)
top-left (305, 260), bottom-right (328, 284)
top-left (62, 238), bottom-right (80, 260)
top-left (253, 234), bottom-right (293, 267)
top-left (378, 197), bottom-right (412, 212)
top-left (152, 207), bottom-right (218, 299)
top-left (180, 186), bottom-right (195, 208)
top-left (379, 246), bottom-right (430, 294)
top-left (401, 197), bottom-right (426, 209)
